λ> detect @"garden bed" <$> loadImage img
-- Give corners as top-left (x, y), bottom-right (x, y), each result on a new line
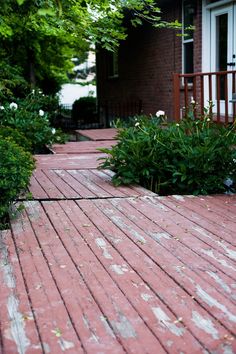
top-left (99, 111), bottom-right (236, 196)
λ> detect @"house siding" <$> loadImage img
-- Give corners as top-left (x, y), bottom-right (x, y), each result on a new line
top-left (96, 0), bottom-right (202, 124)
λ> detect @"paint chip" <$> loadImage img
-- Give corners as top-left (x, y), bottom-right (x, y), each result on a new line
top-left (110, 264), bottom-right (129, 275)
top-left (192, 311), bottom-right (219, 340)
top-left (58, 338), bottom-right (75, 350)
top-left (111, 313), bottom-right (136, 339)
top-left (152, 307), bottom-right (185, 336)
top-left (141, 293), bottom-right (153, 302)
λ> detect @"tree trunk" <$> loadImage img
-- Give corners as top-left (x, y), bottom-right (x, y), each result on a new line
top-left (28, 49), bottom-right (36, 87)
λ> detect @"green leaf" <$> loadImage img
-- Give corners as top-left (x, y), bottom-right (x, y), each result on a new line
top-left (37, 9), bottom-right (57, 17)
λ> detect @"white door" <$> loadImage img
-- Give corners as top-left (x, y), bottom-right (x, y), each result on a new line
top-left (210, 4), bottom-right (236, 114)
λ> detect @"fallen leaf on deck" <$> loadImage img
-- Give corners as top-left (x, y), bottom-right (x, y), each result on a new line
top-left (52, 328), bottom-right (62, 337)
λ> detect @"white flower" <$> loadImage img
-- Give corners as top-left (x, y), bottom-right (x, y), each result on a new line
top-left (156, 110), bottom-right (165, 118)
top-left (9, 102), bottom-right (18, 110)
top-left (191, 97), bottom-right (195, 104)
top-left (51, 128), bottom-right (56, 135)
top-left (135, 122), bottom-right (140, 127)
top-left (176, 123), bottom-right (180, 127)
top-left (206, 118), bottom-right (211, 122)
top-left (0, 106), bottom-right (4, 110)
top-left (39, 109), bottom-right (45, 116)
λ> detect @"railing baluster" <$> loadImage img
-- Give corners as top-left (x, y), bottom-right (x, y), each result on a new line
top-left (224, 74), bottom-right (228, 124)
top-left (233, 72), bottom-right (236, 122)
top-left (208, 74), bottom-right (213, 118)
top-left (217, 74), bottom-right (221, 123)
top-left (174, 70), bottom-right (236, 124)
top-left (184, 77), bottom-right (188, 117)
top-left (193, 76), bottom-right (197, 118)
top-left (200, 75), bottom-right (204, 117)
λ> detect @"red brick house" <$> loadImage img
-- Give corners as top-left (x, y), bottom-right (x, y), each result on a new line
top-left (96, 0), bottom-right (236, 126)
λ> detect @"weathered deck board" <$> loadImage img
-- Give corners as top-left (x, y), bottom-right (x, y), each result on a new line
top-left (28, 169), bottom-right (152, 200)
top-left (51, 140), bottom-right (117, 154)
top-left (0, 230), bottom-right (43, 353)
top-left (1, 130), bottom-right (236, 354)
top-left (1, 195), bottom-right (236, 353)
top-left (174, 195), bottom-right (236, 233)
top-left (76, 128), bottom-right (118, 141)
top-left (52, 200), bottom-right (204, 353)
top-left (187, 195), bottom-right (236, 221)
top-left (105, 197), bottom-right (236, 301)
top-left (35, 153), bottom-right (106, 170)
top-left (160, 196), bottom-right (236, 247)
top-left (79, 199), bottom-right (236, 335)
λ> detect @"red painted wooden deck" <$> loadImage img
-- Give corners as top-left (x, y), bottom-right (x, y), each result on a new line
top-left (76, 128), bottom-right (118, 141)
top-left (28, 169), bottom-right (155, 200)
top-left (1, 136), bottom-right (236, 353)
top-left (51, 140), bottom-right (117, 154)
top-left (35, 153), bottom-right (107, 170)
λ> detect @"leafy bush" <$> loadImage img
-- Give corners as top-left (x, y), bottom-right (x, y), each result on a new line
top-left (100, 111), bottom-right (236, 195)
top-left (72, 96), bottom-right (97, 123)
top-left (0, 138), bottom-right (35, 220)
top-left (0, 100), bottom-right (68, 153)
top-left (0, 126), bottom-right (32, 152)
top-left (0, 62), bottom-right (30, 103)
top-left (16, 90), bottom-right (60, 125)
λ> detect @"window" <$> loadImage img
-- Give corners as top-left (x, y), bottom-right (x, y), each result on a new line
top-left (108, 50), bottom-right (119, 78)
top-left (183, 0), bottom-right (194, 75)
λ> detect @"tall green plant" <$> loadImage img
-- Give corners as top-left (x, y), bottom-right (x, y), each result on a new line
top-left (100, 111), bottom-right (236, 195)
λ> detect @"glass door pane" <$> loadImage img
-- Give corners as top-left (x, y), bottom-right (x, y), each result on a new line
top-left (210, 5), bottom-right (233, 114)
top-left (216, 14), bottom-right (228, 71)
top-left (216, 13), bottom-right (228, 99)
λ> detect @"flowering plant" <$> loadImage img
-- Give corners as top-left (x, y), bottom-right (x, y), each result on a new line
top-left (100, 108), bottom-right (236, 195)
top-left (156, 110), bottom-right (165, 118)
top-left (0, 98), bottom-right (67, 153)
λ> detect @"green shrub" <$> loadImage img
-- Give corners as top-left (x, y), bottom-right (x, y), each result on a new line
top-left (0, 101), bottom-right (67, 153)
top-left (0, 62), bottom-right (30, 103)
top-left (72, 96), bottom-right (97, 123)
top-left (16, 90), bottom-right (60, 125)
top-left (0, 138), bottom-right (35, 220)
top-left (0, 126), bottom-right (32, 152)
top-left (100, 111), bottom-right (236, 195)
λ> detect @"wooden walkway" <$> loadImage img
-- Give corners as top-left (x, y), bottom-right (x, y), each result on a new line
top-left (28, 169), bottom-right (155, 200)
top-left (51, 141), bottom-right (117, 155)
top-left (76, 128), bottom-right (118, 141)
top-left (35, 153), bottom-right (107, 170)
top-left (1, 134), bottom-right (236, 353)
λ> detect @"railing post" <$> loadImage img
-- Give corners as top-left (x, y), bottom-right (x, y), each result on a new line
top-left (173, 73), bottom-right (181, 121)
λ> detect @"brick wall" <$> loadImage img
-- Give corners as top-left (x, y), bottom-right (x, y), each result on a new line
top-left (96, 0), bottom-right (202, 124)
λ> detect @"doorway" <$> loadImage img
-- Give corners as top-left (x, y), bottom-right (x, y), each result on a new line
top-left (203, 1), bottom-right (236, 114)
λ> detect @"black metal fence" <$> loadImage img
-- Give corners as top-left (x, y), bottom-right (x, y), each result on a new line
top-left (102, 99), bottom-right (143, 127)
top-left (54, 99), bottom-right (143, 130)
